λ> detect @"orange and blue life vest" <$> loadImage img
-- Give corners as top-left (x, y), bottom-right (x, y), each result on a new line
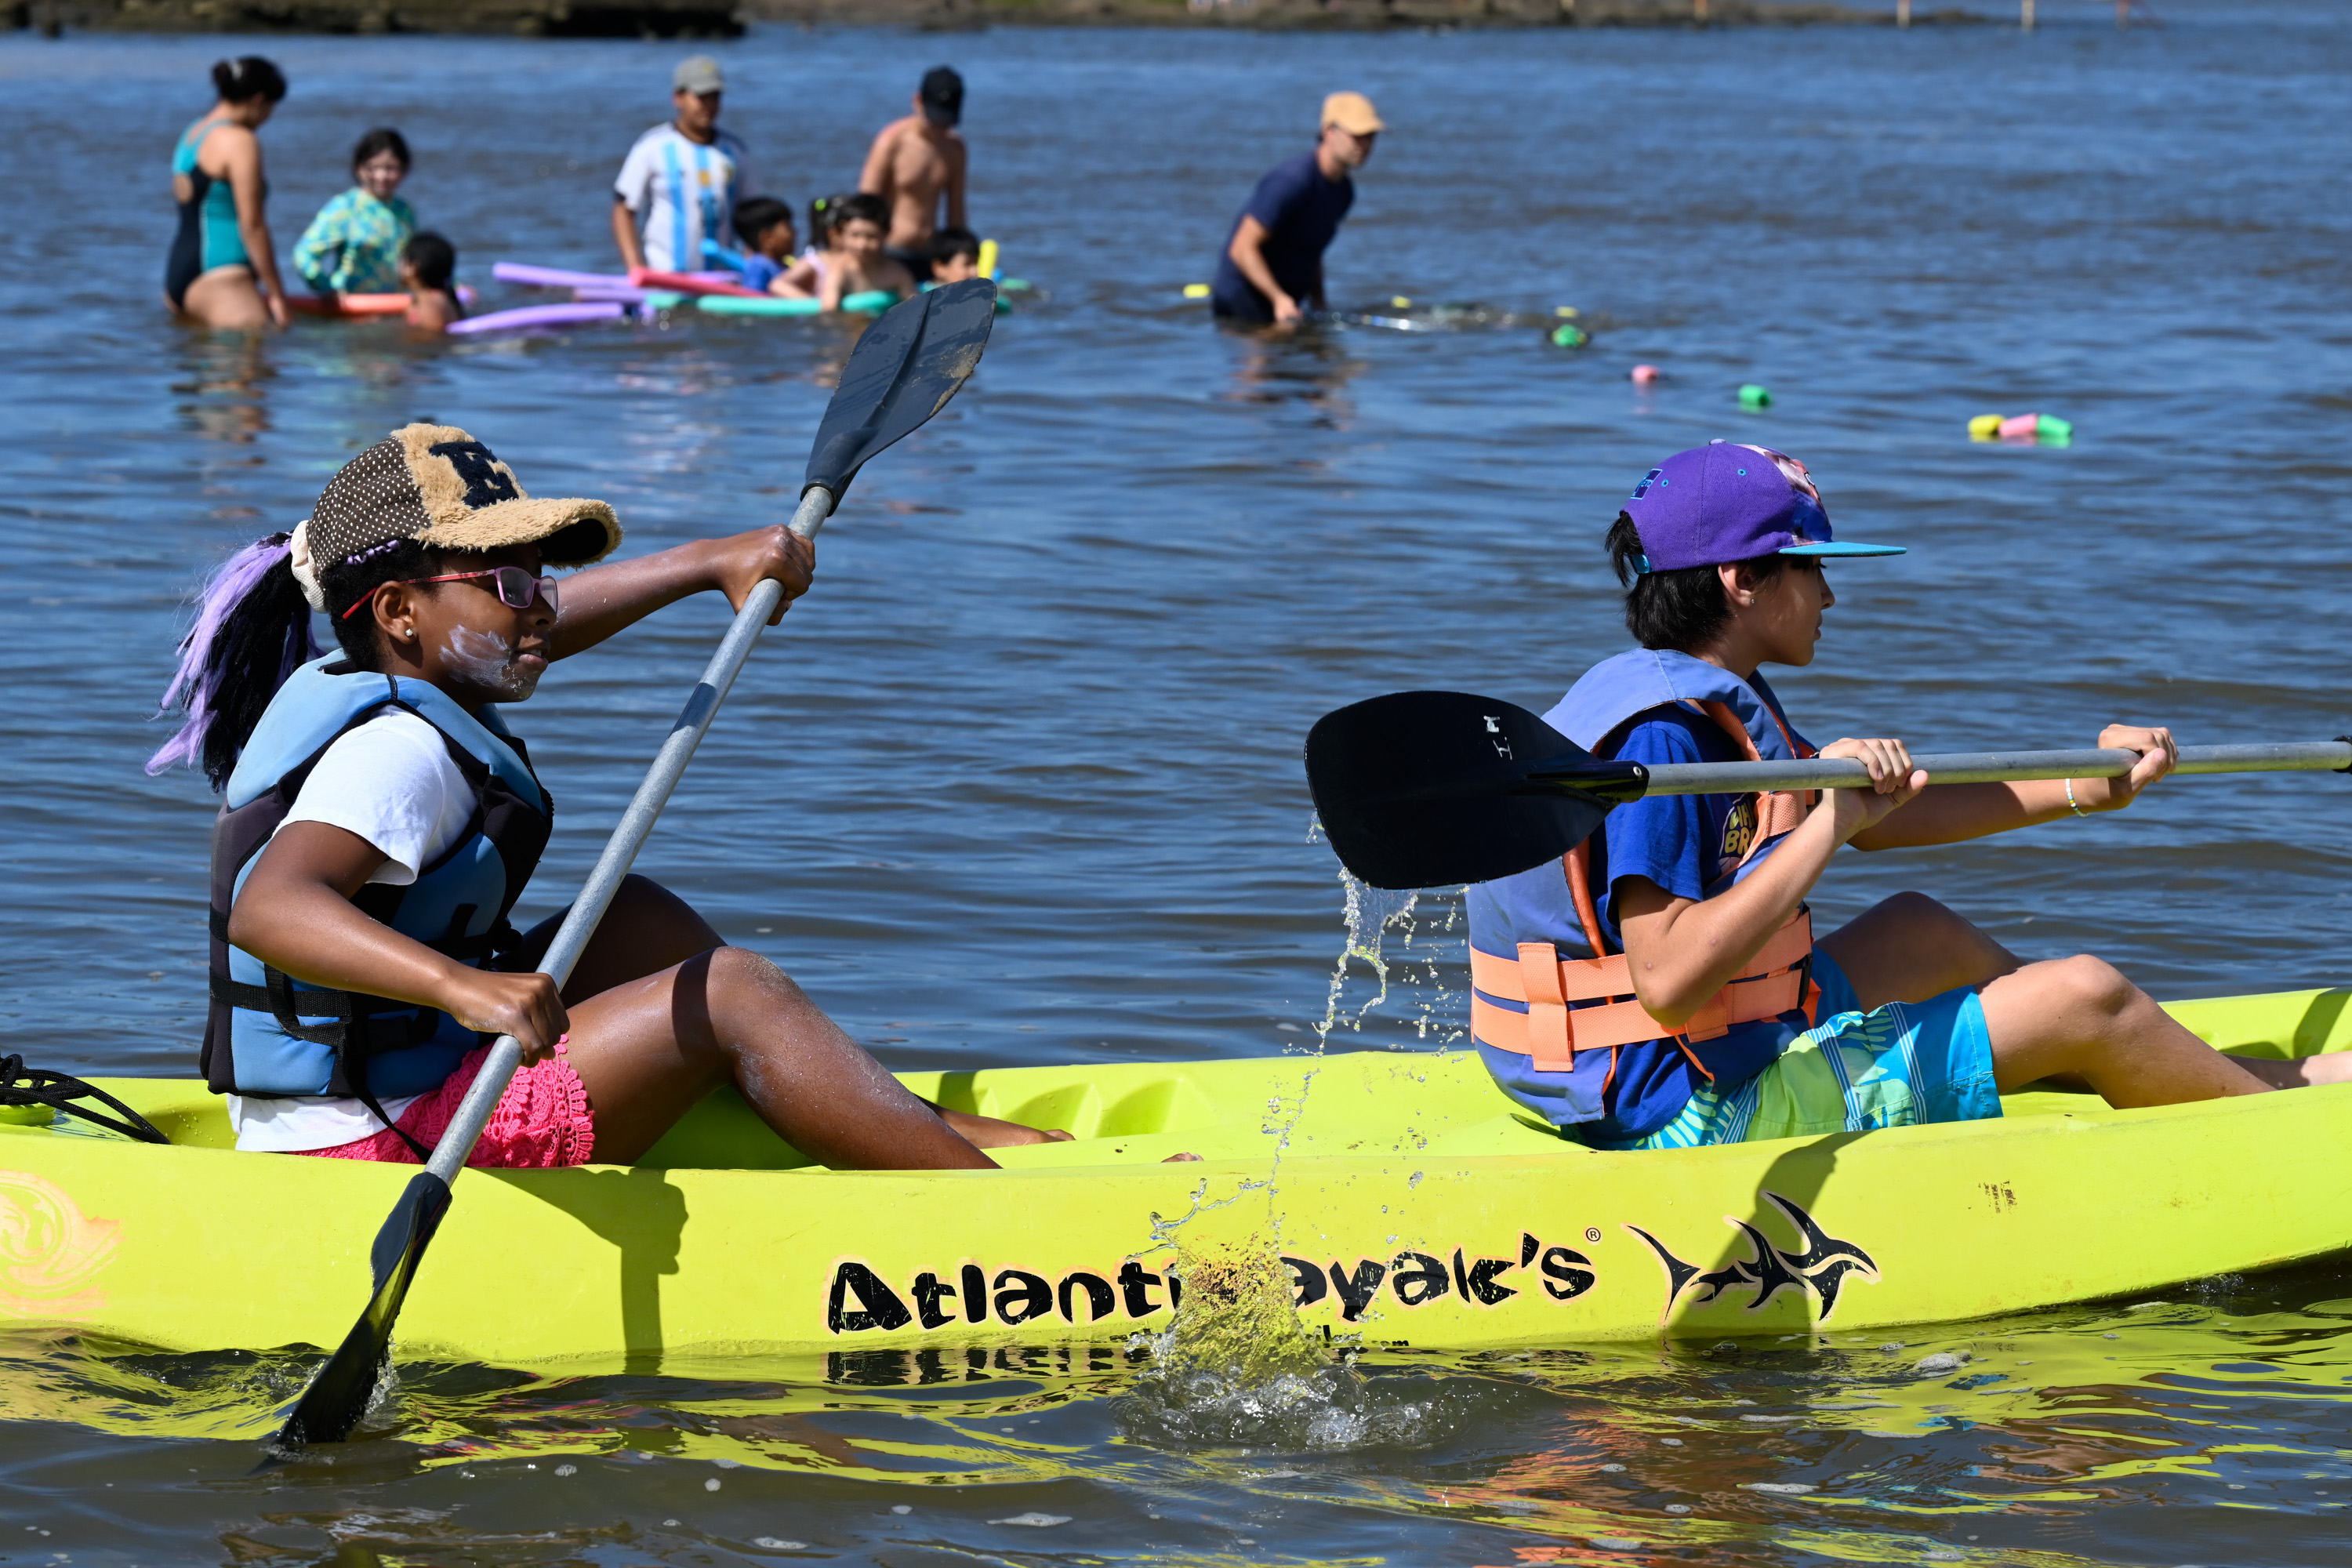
top-left (1464, 648), bottom-right (1824, 1135)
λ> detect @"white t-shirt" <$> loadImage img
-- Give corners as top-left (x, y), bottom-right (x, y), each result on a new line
top-left (227, 711), bottom-right (480, 1152)
top-left (615, 123), bottom-right (754, 273)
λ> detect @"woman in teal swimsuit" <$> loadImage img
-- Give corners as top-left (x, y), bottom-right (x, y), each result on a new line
top-left (167, 57), bottom-right (291, 331)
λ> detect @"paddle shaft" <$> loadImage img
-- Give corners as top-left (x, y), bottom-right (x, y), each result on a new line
top-left (1628, 741), bottom-right (2352, 799)
top-left (419, 483), bottom-right (834, 1185)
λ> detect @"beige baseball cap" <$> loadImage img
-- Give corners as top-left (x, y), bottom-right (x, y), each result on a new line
top-left (306, 424), bottom-right (620, 574)
top-left (1322, 91), bottom-right (1385, 135)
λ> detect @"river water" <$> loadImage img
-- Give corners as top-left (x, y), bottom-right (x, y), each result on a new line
top-left (3, 3), bottom-right (2351, 1563)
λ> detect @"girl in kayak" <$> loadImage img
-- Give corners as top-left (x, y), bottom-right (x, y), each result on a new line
top-left (151, 425), bottom-right (1062, 1171)
top-left (1468, 441), bottom-right (2352, 1151)
top-left (165, 57), bottom-right (291, 331)
top-left (292, 128), bottom-right (419, 302)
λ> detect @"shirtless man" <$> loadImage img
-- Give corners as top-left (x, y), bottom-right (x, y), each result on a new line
top-left (858, 66), bottom-right (968, 281)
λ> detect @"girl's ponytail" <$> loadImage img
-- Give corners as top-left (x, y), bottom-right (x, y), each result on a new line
top-left (147, 530), bottom-right (321, 790)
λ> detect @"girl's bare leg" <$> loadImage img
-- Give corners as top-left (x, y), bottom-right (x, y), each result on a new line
top-left (534, 877), bottom-right (1062, 1163)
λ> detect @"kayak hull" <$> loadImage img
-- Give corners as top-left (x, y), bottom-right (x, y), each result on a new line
top-left (2, 989), bottom-right (2346, 1366)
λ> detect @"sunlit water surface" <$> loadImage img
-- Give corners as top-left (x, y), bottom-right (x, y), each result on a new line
top-left (3, 4), bottom-right (2350, 1562)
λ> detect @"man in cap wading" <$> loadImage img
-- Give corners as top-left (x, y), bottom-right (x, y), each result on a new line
top-left (858, 65), bottom-right (969, 283)
top-left (1211, 92), bottom-right (1382, 328)
top-left (613, 54), bottom-right (757, 274)
top-left (1463, 441), bottom-right (2352, 1156)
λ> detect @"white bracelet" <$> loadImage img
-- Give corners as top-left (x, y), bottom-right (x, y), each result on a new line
top-left (2065, 778), bottom-right (2088, 817)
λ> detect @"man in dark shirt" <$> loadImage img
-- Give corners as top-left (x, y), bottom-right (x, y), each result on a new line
top-left (1210, 92), bottom-right (1383, 327)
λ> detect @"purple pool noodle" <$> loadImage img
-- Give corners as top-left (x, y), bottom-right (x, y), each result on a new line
top-left (448, 301), bottom-right (628, 336)
top-left (493, 262), bottom-right (630, 290)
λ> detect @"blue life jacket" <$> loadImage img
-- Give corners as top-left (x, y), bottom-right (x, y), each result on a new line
top-left (1465, 649), bottom-right (1820, 1128)
top-left (202, 657), bottom-right (552, 1131)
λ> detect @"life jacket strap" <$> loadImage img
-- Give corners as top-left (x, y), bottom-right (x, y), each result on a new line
top-left (1468, 912), bottom-right (1815, 1073)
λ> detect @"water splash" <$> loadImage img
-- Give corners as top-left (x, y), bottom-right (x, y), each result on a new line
top-left (1116, 1243), bottom-right (1446, 1452)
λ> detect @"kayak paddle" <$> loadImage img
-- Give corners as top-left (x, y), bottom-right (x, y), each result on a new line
top-left (270, 278), bottom-right (1001, 1452)
top-left (1305, 689), bottom-right (2352, 891)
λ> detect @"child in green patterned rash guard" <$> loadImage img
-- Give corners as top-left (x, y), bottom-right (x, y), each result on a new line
top-left (294, 129), bottom-right (418, 299)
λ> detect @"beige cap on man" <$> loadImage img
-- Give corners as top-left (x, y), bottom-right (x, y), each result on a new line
top-left (1321, 91), bottom-right (1385, 135)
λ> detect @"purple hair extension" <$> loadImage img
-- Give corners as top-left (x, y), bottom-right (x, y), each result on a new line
top-left (146, 533), bottom-right (319, 777)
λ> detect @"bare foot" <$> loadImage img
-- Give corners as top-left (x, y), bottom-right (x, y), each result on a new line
top-left (2223, 1051), bottom-right (2352, 1088)
top-left (938, 1108), bottom-right (1074, 1149)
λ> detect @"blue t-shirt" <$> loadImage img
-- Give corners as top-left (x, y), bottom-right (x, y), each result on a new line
top-left (1468, 705), bottom-right (1820, 1145)
top-left (739, 253), bottom-right (782, 292)
top-left (1210, 151), bottom-right (1354, 321)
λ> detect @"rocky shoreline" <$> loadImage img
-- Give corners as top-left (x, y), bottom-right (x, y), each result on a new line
top-left (10, 0), bottom-right (1986, 39)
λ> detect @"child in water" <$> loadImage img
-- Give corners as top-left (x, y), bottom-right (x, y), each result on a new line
top-left (399, 231), bottom-right (463, 328)
top-left (928, 227), bottom-right (982, 285)
top-left (777, 192), bottom-right (917, 310)
top-left (294, 127), bottom-right (417, 301)
top-left (730, 197), bottom-right (811, 298)
top-left (153, 426), bottom-right (1069, 1170)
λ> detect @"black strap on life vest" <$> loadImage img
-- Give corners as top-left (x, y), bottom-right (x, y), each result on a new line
top-left (0, 1056), bottom-right (169, 1145)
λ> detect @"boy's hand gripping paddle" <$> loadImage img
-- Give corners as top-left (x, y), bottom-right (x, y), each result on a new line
top-left (1305, 689), bottom-right (2352, 891)
top-left (271, 279), bottom-right (1001, 1453)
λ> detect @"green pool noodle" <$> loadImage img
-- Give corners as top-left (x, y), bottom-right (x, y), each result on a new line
top-left (697, 289), bottom-right (898, 318)
top-left (1739, 383), bottom-right (1772, 409)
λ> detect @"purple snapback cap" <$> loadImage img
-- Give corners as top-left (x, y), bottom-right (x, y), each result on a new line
top-left (1621, 441), bottom-right (1902, 573)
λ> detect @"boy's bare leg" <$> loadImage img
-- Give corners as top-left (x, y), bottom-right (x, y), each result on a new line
top-left (1817, 891), bottom-right (2021, 1010)
top-left (1976, 955), bottom-right (2352, 1105)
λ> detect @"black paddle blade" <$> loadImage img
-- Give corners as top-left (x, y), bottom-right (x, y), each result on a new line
top-left (804, 278), bottom-right (998, 502)
top-left (271, 1171), bottom-right (452, 1450)
top-left (1303, 691), bottom-right (1646, 890)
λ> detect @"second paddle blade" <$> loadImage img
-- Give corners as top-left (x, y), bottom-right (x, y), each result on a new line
top-left (804, 278), bottom-right (999, 503)
top-left (1303, 691), bottom-right (1635, 890)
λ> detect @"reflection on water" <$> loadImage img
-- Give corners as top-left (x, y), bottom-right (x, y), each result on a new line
top-left (5, 3), bottom-right (2352, 1562)
top-left (3, 1261), bottom-right (2350, 1563)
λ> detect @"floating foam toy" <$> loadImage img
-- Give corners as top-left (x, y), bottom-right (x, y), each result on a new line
top-left (629, 266), bottom-right (764, 298)
top-left (1554, 306), bottom-right (1580, 319)
top-left (494, 262), bottom-right (738, 292)
top-left (1738, 383), bottom-right (1773, 409)
top-left (446, 301), bottom-right (627, 337)
top-left (697, 290), bottom-right (899, 318)
top-left (1182, 283), bottom-right (1211, 299)
top-left (289, 287), bottom-right (477, 318)
top-left (1970, 412), bottom-right (2073, 446)
top-left (1549, 323), bottom-right (1589, 348)
top-left (1631, 363), bottom-right (1661, 384)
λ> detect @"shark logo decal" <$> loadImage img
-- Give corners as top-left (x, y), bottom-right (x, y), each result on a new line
top-left (1624, 1192), bottom-right (1877, 1323)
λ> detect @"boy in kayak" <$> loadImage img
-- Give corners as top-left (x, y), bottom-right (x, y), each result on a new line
top-left (774, 194), bottom-right (916, 310)
top-left (1468, 440), bottom-right (2352, 1150)
top-left (152, 426), bottom-right (1062, 1170)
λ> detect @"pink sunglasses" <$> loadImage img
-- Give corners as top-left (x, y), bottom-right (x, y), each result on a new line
top-left (340, 566), bottom-right (559, 622)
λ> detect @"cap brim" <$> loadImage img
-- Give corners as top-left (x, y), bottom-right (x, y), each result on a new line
top-left (1780, 541), bottom-right (1905, 558)
top-left (416, 496), bottom-right (622, 567)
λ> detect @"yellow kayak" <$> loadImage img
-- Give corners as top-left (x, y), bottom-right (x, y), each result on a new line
top-left (0, 988), bottom-right (2344, 1367)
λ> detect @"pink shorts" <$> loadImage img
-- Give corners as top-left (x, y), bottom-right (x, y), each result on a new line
top-left (296, 1044), bottom-right (596, 1168)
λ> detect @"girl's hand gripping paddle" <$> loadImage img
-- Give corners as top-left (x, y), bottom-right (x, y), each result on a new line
top-left (1305, 688), bottom-right (2352, 891)
top-left (270, 279), bottom-right (1001, 1454)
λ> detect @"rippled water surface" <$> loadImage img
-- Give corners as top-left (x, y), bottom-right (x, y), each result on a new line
top-left (4, 3), bottom-right (2352, 1561)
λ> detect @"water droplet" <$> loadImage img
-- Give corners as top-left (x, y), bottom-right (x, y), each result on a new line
top-left (705, 1478), bottom-right (721, 1491)
top-left (891, 1505), bottom-right (911, 1515)
top-left (554, 1465), bottom-right (577, 1477)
